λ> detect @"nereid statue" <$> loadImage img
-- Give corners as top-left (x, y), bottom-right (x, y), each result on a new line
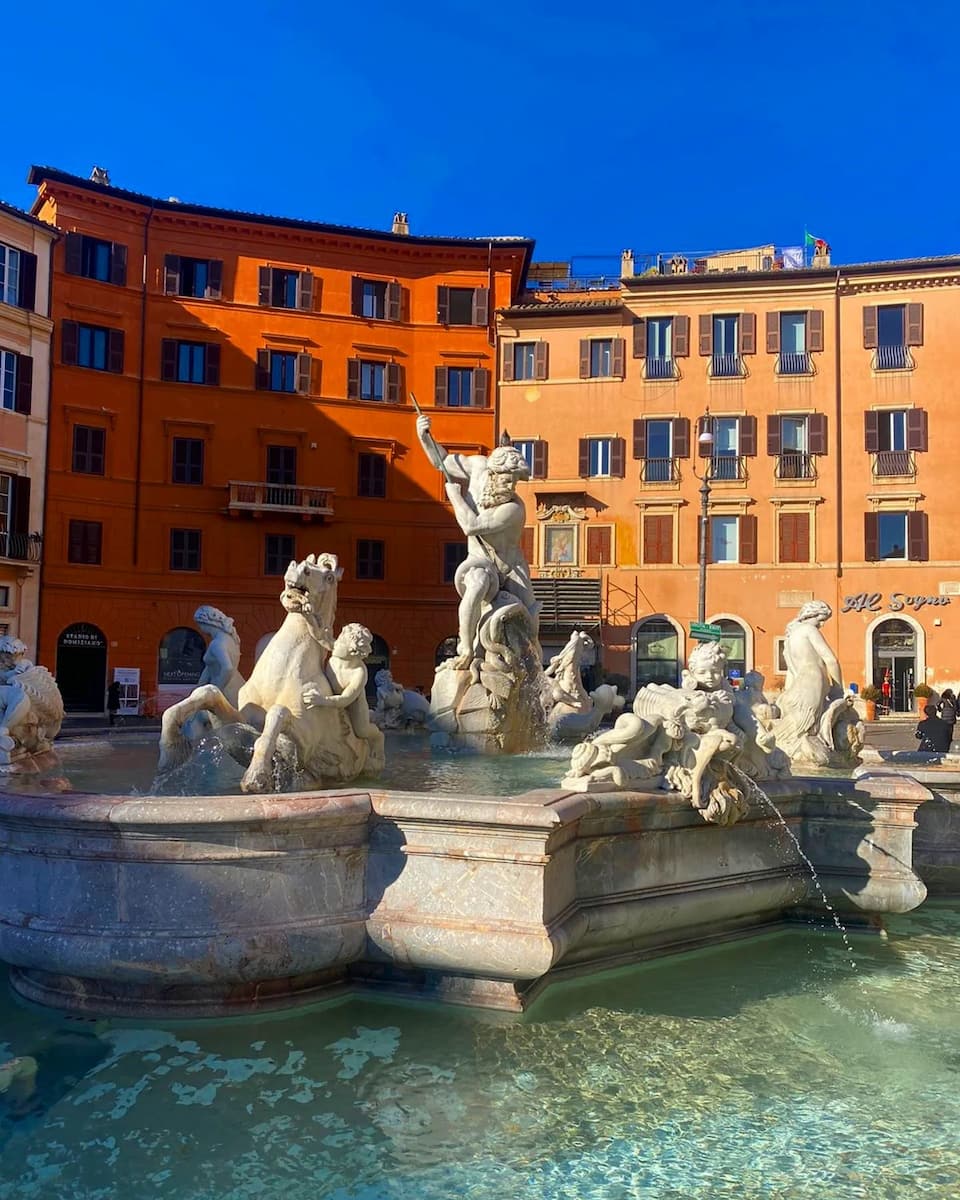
top-left (194, 605), bottom-right (245, 706)
top-left (370, 669), bottom-right (431, 732)
top-left (0, 637), bottom-right (64, 772)
top-left (542, 630), bottom-right (624, 741)
top-left (158, 554), bottom-right (384, 792)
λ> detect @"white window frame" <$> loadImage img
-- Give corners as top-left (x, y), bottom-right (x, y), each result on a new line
top-left (588, 437), bottom-right (612, 477)
top-left (779, 311), bottom-right (807, 353)
top-left (711, 513), bottom-right (739, 563)
top-left (645, 418), bottom-right (674, 460)
top-left (513, 439), bottom-right (536, 473)
top-left (780, 415), bottom-right (808, 452)
top-left (877, 511), bottom-right (908, 561)
top-left (877, 410), bottom-right (907, 452)
top-left (0, 350), bottom-right (16, 411)
top-left (647, 317), bottom-right (673, 360)
top-left (513, 342), bottom-right (537, 381)
top-left (589, 339), bottom-right (613, 378)
top-left (0, 244), bottom-right (20, 307)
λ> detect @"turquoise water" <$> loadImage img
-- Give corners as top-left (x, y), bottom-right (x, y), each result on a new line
top-left (2, 905), bottom-right (960, 1198)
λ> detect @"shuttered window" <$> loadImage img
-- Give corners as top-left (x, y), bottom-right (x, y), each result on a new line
top-left (778, 511), bottom-right (810, 563)
top-left (357, 452), bottom-right (387, 498)
top-left (170, 528), bottom-right (202, 572)
top-left (68, 519), bottom-right (102, 565)
top-left (864, 511), bottom-right (927, 561)
top-left (164, 255), bottom-right (223, 300)
top-left (72, 425), bottom-right (106, 475)
top-left (643, 514), bottom-right (673, 564)
top-left (356, 539), bottom-right (385, 580)
top-left (443, 541), bottom-right (468, 583)
top-left (0, 350), bottom-right (31, 414)
top-left (437, 286), bottom-right (489, 326)
top-left (65, 233), bottom-right (127, 286)
top-left (351, 278), bottom-right (400, 321)
top-left (264, 534), bottom-right (296, 577)
top-left (172, 437), bottom-right (204, 485)
top-left (160, 340), bottom-right (221, 386)
top-left (0, 243), bottom-right (36, 310)
top-left (258, 266), bottom-right (314, 310)
top-left (62, 322), bottom-right (124, 373)
top-left (585, 526), bottom-right (613, 566)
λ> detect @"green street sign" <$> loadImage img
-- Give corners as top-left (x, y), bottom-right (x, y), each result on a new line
top-left (690, 621), bottom-right (723, 641)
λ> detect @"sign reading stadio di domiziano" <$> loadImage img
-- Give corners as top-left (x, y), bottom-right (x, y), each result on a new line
top-left (841, 592), bottom-right (951, 614)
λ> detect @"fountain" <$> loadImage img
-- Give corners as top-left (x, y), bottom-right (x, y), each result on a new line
top-left (541, 630), bottom-right (625, 741)
top-left (370, 669), bottom-right (431, 732)
top-left (0, 636), bottom-right (65, 775)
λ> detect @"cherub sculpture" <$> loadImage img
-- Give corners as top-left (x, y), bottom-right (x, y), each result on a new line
top-left (0, 636), bottom-right (64, 769)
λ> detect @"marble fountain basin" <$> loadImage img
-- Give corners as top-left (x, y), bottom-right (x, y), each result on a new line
top-left (0, 765), bottom-right (931, 1018)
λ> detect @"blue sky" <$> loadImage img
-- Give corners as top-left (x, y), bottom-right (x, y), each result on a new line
top-left (4, 0), bottom-right (958, 266)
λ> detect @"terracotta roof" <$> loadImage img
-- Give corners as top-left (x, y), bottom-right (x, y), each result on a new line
top-left (0, 197), bottom-right (58, 235)
top-left (500, 298), bottom-right (624, 316)
top-left (623, 253), bottom-right (960, 287)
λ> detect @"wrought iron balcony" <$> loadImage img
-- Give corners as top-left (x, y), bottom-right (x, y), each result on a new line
top-left (710, 353), bottom-right (743, 378)
top-left (775, 451), bottom-right (817, 480)
top-left (227, 481), bottom-right (334, 518)
top-left (873, 450), bottom-right (916, 478)
top-left (709, 454), bottom-right (745, 481)
top-left (874, 345), bottom-right (914, 371)
top-left (776, 351), bottom-right (812, 376)
top-left (644, 356), bottom-right (676, 380)
top-left (0, 531), bottom-right (42, 563)
top-left (641, 457), bottom-right (679, 484)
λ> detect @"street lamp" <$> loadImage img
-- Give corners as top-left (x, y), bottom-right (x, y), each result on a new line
top-left (694, 413), bottom-right (715, 625)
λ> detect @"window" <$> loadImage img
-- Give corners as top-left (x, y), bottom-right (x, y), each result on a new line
top-left (865, 510), bottom-right (927, 562)
top-left (0, 586), bottom-right (9, 607)
top-left (717, 619), bottom-right (747, 681)
top-left (864, 303), bottom-right (923, 371)
top-left (712, 417), bottom-right (741, 479)
top-left (591, 340), bottom-right (612, 377)
top-left (643, 514), bottom-right (674, 565)
top-left (514, 440), bottom-right (535, 474)
top-left (513, 342), bottom-right (536, 380)
top-left (164, 255), bottom-right (222, 299)
top-left (264, 534), bottom-right (295, 576)
top-left (646, 318), bottom-right (674, 378)
top-left (443, 541), bottom-right (467, 583)
top-left (0, 350), bottom-right (15, 411)
top-left (435, 366), bottom-right (490, 407)
top-left (62, 321), bottom-right (124, 373)
top-left (635, 616), bottom-right (681, 688)
top-left (351, 277), bottom-right (401, 321)
top-left (447, 367), bottom-right (475, 408)
top-left (712, 315), bottom-right (740, 377)
top-left (878, 306), bottom-right (905, 348)
top-left (68, 519), bottom-right (102, 565)
top-left (161, 340), bottom-right (220, 386)
top-left (0, 244), bottom-right (20, 306)
top-left (65, 233), bottom-right (126, 286)
top-left (579, 436), bottom-right (625, 479)
top-left (865, 409), bottom-right (926, 476)
top-left (878, 512), bottom-right (907, 560)
top-left (778, 312), bottom-right (808, 374)
top-left (170, 528), bottom-right (202, 571)
top-left (356, 539), bottom-right (385, 580)
top-left (158, 627), bottom-right (206, 685)
top-left (266, 445), bottom-right (297, 505)
top-left (588, 438), bottom-right (611, 477)
top-left (72, 425), bottom-right (106, 475)
top-left (711, 515), bottom-right (739, 563)
top-left (358, 452), bottom-right (387, 498)
top-left (512, 439), bottom-right (547, 479)
top-left (776, 416), bottom-right (813, 479)
top-left (172, 437), bottom-right (204, 485)
top-left (437, 286), bottom-right (488, 326)
top-left (361, 361), bottom-right (384, 402)
top-left (258, 266), bottom-right (313, 310)
top-left (779, 511), bottom-right (811, 563)
top-left (79, 325), bottom-right (108, 370)
top-left (585, 526), bottom-right (613, 566)
top-left (257, 350), bottom-right (311, 394)
top-left (270, 351), bottom-right (298, 393)
top-left (645, 419), bottom-right (674, 482)
top-left (877, 410), bottom-right (907, 452)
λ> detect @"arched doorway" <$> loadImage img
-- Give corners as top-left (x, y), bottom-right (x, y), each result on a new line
top-left (157, 627), bottom-right (206, 687)
top-left (56, 622), bottom-right (107, 712)
top-left (871, 618), bottom-right (917, 712)
top-left (365, 634), bottom-right (390, 701)
top-left (633, 616), bottom-right (682, 690)
top-left (715, 617), bottom-right (749, 685)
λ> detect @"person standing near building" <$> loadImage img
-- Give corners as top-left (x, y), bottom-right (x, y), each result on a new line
top-left (106, 680), bottom-right (121, 727)
top-left (937, 688), bottom-right (958, 742)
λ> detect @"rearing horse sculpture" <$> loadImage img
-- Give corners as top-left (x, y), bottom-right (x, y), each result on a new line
top-left (157, 554), bottom-right (384, 792)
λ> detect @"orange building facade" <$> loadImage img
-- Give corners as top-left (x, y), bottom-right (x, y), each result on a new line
top-left (30, 167), bottom-right (531, 712)
top-left (498, 252), bottom-right (960, 711)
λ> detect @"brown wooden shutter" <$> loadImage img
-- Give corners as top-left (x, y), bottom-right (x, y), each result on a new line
top-left (64, 232), bottom-right (82, 275)
top-left (740, 312), bottom-right (757, 354)
top-left (532, 440), bottom-right (548, 478)
top-left (643, 514), bottom-right (672, 564)
top-left (864, 511), bottom-right (879, 561)
top-left (808, 413), bottom-right (828, 455)
top-left (864, 410), bottom-right (880, 452)
top-left (778, 512), bottom-right (793, 562)
top-left (740, 415), bottom-right (757, 456)
top-left (164, 254), bottom-right (180, 294)
top-left (434, 365), bottom-right (448, 406)
top-left (296, 353), bottom-right (313, 394)
top-left (502, 343), bottom-right (515, 382)
top-left (611, 338), bottom-right (626, 377)
top-left (110, 243), bottom-right (127, 287)
top-left (578, 438), bottom-right (590, 476)
top-left (256, 349), bottom-right (270, 390)
top-left (632, 419), bottom-right (647, 459)
top-left (207, 259), bottom-right (223, 299)
top-left (107, 329), bottom-right (124, 374)
top-left (351, 276), bottom-right (363, 316)
top-left (521, 526), bottom-right (535, 564)
top-left (437, 286), bottom-right (450, 324)
top-left (698, 314), bottom-right (713, 355)
top-left (906, 408), bottom-right (928, 451)
top-left (674, 315), bottom-right (690, 357)
top-left (61, 319), bottom-right (78, 365)
top-left (10, 476), bottom-right (30, 537)
top-left (14, 354), bottom-right (32, 415)
top-left (18, 252), bottom-right (37, 310)
top-left (534, 340), bottom-right (549, 380)
top-left (258, 266), bottom-right (272, 306)
top-left (906, 303), bottom-right (924, 346)
top-left (738, 514), bottom-right (757, 564)
top-left (795, 512), bottom-right (810, 561)
top-left (586, 526), bottom-right (612, 565)
top-left (633, 319), bottom-right (647, 358)
top-left (160, 339), bottom-right (177, 381)
top-left (863, 305), bottom-right (878, 349)
top-left (807, 309), bottom-right (824, 352)
top-left (385, 362), bottom-right (403, 404)
top-left (779, 512), bottom-right (810, 563)
top-left (579, 339), bottom-right (591, 378)
top-left (697, 415), bottom-right (711, 456)
top-left (346, 359), bottom-right (361, 399)
top-left (673, 417), bottom-right (690, 458)
top-left (472, 368), bottom-right (490, 408)
top-left (610, 437), bottom-right (626, 477)
top-left (68, 520), bottom-right (83, 563)
top-left (472, 287), bottom-right (490, 326)
top-left (765, 311), bottom-right (780, 354)
top-left (766, 414), bottom-right (782, 456)
top-left (386, 281), bottom-right (402, 322)
top-left (907, 511), bottom-right (929, 561)
top-left (205, 343), bottom-right (221, 387)
top-left (297, 271), bottom-right (314, 311)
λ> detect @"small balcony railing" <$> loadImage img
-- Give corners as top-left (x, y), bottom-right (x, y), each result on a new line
top-left (0, 531), bottom-right (42, 563)
top-left (775, 451), bottom-right (817, 480)
top-left (776, 351), bottom-right (812, 376)
top-left (710, 353), bottom-right (743, 378)
top-left (873, 450), bottom-right (916, 478)
top-left (641, 456), bottom-right (679, 483)
top-left (644, 356), bottom-right (676, 380)
top-left (874, 345), bottom-right (914, 371)
top-left (227, 481), bottom-right (334, 517)
top-left (709, 454), bottom-right (745, 481)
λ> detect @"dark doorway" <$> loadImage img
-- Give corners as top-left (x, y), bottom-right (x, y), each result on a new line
top-left (56, 623), bottom-right (107, 711)
top-left (872, 618), bottom-right (916, 712)
top-left (365, 634), bottom-right (390, 702)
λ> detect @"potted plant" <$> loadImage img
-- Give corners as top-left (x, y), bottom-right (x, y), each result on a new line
top-left (861, 684), bottom-right (881, 721)
top-left (914, 682), bottom-right (934, 715)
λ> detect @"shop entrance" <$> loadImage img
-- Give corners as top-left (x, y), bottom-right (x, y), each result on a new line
top-left (56, 623), bottom-right (107, 712)
top-left (871, 618), bottom-right (916, 713)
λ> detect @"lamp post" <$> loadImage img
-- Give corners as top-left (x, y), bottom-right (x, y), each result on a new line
top-left (695, 414), bottom-right (715, 625)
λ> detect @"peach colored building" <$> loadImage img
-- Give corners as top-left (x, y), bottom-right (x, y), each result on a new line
top-left (498, 249), bottom-right (960, 710)
top-left (0, 201), bottom-right (56, 657)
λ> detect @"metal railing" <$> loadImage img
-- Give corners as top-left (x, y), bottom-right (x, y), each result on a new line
top-left (0, 531), bottom-right (42, 562)
top-left (228, 481), bottom-right (334, 516)
top-left (710, 353), bottom-right (743, 379)
top-left (776, 351), bottom-right (812, 376)
top-left (873, 450), bottom-right (916, 477)
top-left (644, 356), bottom-right (676, 380)
top-left (641, 457), bottom-right (679, 484)
top-left (709, 454), bottom-right (745, 481)
top-left (776, 451), bottom-right (817, 480)
top-left (874, 345), bottom-right (914, 371)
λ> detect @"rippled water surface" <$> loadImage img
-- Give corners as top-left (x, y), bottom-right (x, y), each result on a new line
top-left (2, 905), bottom-right (960, 1199)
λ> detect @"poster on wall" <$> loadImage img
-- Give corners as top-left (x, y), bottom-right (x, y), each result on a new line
top-left (113, 668), bottom-right (141, 716)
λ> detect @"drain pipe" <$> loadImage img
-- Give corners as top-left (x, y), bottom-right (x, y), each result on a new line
top-left (132, 203), bottom-right (155, 566)
top-left (833, 268), bottom-right (844, 655)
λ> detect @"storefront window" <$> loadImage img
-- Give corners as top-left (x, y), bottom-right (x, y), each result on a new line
top-left (717, 618), bottom-right (748, 682)
top-left (635, 617), bottom-right (681, 688)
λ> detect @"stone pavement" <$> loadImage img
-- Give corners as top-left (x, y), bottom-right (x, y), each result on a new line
top-left (863, 715), bottom-right (919, 754)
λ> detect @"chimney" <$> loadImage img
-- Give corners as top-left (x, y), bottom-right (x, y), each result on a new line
top-left (620, 248), bottom-right (635, 279)
top-left (391, 211), bottom-right (410, 236)
top-left (89, 166), bottom-right (111, 186)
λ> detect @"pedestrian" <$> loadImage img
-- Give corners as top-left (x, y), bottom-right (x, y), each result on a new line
top-left (915, 704), bottom-right (952, 753)
top-left (937, 688), bottom-right (958, 740)
top-left (106, 680), bottom-right (121, 727)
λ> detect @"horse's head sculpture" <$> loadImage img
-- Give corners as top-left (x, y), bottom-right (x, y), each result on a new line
top-left (281, 554), bottom-right (342, 640)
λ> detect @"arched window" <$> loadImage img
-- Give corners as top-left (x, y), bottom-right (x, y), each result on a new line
top-left (634, 616), bottom-right (681, 689)
top-left (716, 618), bottom-right (748, 683)
top-left (158, 627), bottom-right (206, 686)
top-left (435, 636), bottom-right (458, 667)
top-left (871, 617), bottom-right (917, 712)
top-left (365, 634), bottom-right (390, 701)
